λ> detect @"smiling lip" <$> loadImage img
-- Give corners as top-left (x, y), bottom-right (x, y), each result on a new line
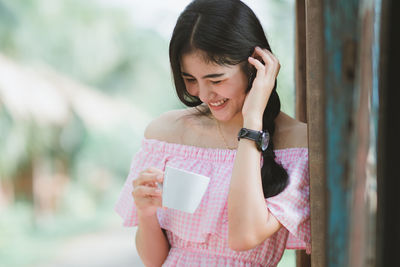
top-left (209, 98), bottom-right (229, 110)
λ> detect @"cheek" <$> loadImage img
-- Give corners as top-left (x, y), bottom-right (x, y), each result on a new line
top-left (184, 82), bottom-right (198, 97)
top-left (220, 81), bottom-right (247, 98)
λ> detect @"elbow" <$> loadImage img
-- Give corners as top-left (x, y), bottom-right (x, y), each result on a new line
top-left (139, 253), bottom-right (168, 267)
top-left (228, 241), bottom-right (253, 252)
top-left (228, 233), bottom-right (264, 252)
top-left (141, 260), bottom-right (164, 267)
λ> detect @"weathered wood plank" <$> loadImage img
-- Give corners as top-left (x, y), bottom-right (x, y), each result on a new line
top-left (348, 1), bottom-right (379, 266)
top-left (296, 250), bottom-right (311, 267)
top-left (323, 1), bottom-right (360, 266)
top-left (305, 0), bottom-right (326, 266)
top-left (295, 1), bottom-right (310, 266)
top-left (376, 0), bottom-right (400, 266)
top-left (295, 0), bottom-right (307, 124)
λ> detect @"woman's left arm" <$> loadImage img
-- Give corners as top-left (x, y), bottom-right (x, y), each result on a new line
top-left (228, 47), bottom-right (282, 251)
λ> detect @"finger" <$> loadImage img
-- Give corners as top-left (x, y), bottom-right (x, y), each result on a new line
top-left (141, 172), bottom-right (164, 183)
top-left (248, 56), bottom-right (265, 71)
top-left (133, 185), bottom-right (162, 198)
top-left (139, 167), bottom-right (164, 181)
top-left (133, 195), bottom-right (162, 211)
top-left (254, 47), bottom-right (274, 68)
top-left (261, 48), bottom-right (280, 70)
top-left (145, 167), bottom-right (164, 174)
top-left (139, 167), bottom-right (164, 178)
top-left (133, 172), bottom-right (164, 187)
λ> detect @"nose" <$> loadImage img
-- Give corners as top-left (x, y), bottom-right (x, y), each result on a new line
top-left (198, 83), bottom-right (216, 103)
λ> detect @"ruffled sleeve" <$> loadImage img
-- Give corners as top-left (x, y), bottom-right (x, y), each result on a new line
top-left (266, 148), bottom-right (311, 254)
top-left (114, 140), bottom-right (170, 226)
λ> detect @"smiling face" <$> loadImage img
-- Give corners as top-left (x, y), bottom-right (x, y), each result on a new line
top-left (180, 51), bottom-right (249, 122)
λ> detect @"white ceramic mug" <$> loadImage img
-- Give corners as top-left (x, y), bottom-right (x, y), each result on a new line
top-left (160, 166), bottom-right (210, 213)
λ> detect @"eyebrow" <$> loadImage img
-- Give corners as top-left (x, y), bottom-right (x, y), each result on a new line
top-left (181, 72), bottom-right (225, 79)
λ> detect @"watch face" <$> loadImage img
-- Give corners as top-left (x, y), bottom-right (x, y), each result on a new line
top-left (238, 128), bottom-right (269, 151)
top-left (260, 131), bottom-right (270, 151)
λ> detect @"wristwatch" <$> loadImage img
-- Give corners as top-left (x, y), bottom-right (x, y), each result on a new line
top-left (237, 128), bottom-right (270, 152)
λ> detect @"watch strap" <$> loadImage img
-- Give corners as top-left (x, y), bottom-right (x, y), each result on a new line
top-left (238, 128), bottom-right (270, 152)
top-left (237, 128), bottom-right (263, 141)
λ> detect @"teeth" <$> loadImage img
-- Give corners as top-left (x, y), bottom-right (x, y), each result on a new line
top-left (210, 98), bottom-right (228, 106)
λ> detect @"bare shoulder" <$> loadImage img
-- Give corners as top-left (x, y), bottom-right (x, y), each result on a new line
top-left (273, 112), bottom-right (308, 149)
top-left (144, 108), bottom-right (197, 143)
top-left (289, 119), bottom-right (308, 148)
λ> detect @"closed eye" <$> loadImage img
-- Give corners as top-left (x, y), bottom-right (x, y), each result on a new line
top-left (211, 80), bottom-right (221, 84)
top-left (184, 78), bottom-right (196, 83)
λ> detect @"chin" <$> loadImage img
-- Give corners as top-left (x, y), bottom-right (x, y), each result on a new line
top-left (211, 110), bottom-right (240, 122)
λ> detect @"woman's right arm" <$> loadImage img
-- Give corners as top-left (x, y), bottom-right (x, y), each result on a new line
top-left (132, 167), bottom-right (170, 266)
top-left (136, 214), bottom-right (170, 267)
top-left (134, 111), bottom-right (184, 265)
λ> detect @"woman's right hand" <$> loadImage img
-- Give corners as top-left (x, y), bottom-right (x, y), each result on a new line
top-left (132, 167), bottom-right (164, 218)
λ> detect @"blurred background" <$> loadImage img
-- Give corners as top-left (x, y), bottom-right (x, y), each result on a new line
top-left (0, 0), bottom-right (296, 266)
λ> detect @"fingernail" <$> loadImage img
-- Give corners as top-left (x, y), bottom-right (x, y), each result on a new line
top-left (155, 189), bottom-right (162, 194)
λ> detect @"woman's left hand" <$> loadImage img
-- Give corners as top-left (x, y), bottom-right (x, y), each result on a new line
top-left (241, 47), bottom-right (280, 129)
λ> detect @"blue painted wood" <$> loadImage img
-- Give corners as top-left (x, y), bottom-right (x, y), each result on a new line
top-left (372, 0), bottom-right (381, 141)
top-left (323, 1), bottom-right (360, 266)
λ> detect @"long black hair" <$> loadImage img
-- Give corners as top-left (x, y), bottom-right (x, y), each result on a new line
top-left (169, 0), bottom-right (288, 198)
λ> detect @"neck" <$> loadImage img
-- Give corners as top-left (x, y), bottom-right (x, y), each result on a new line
top-left (213, 112), bottom-right (244, 148)
top-left (216, 111), bottom-right (243, 129)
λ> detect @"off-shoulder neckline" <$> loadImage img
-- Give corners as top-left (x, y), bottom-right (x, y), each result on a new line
top-left (142, 138), bottom-right (308, 153)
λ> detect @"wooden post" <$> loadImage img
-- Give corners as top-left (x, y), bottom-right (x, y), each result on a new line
top-left (323, 1), bottom-right (360, 266)
top-left (305, 1), bottom-right (388, 266)
top-left (376, 0), bottom-right (400, 266)
top-left (295, 1), bottom-right (310, 265)
top-left (348, 1), bottom-right (380, 266)
top-left (295, 0), bottom-right (307, 124)
top-left (305, 0), bottom-right (327, 266)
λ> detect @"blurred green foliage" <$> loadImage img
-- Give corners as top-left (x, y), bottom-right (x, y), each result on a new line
top-left (0, 0), bottom-right (181, 179)
top-left (0, 0), bottom-right (177, 265)
top-left (0, 0), bottom-right (180, 114)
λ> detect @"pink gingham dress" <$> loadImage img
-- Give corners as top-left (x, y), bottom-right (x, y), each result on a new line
top-left (115, 138), bottom-right (310, 266)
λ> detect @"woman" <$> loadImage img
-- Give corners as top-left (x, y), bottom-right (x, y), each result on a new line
top-left (115, 0), bottom-right (310, 266)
